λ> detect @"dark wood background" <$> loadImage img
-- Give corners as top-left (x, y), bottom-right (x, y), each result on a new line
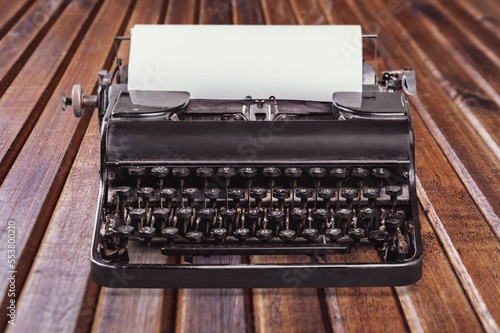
top-left (0, 0), bottom-right (499, 332)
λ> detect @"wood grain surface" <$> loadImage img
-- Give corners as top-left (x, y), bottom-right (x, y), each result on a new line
top-left (0, 0), bottom-right (498, 332)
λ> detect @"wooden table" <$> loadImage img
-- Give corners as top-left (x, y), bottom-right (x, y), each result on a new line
top-left (0, 0), bottom-right (499, 332)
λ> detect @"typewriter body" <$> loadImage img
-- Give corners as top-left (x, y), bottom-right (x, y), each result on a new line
top-left (62, 28), bottom-right (422, 288)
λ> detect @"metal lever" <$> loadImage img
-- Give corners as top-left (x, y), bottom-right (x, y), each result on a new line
top-left (381, 66), bottom-right (417, 96)
top-left (61, 85), bottom-right (98, 118)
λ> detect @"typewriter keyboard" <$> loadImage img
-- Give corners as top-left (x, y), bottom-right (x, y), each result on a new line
top-left (99, 166), bottom-right (416, 262)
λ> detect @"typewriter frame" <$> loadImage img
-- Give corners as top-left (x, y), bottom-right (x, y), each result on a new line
top-left (64, 35), bottom-right (422, 288)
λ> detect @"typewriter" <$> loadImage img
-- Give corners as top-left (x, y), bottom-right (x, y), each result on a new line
top-left (62, 26), bottom-right (422, 288)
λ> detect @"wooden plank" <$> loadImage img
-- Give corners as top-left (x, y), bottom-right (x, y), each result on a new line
top-left (0, 0), bottom-right (100, 181)
top-left (165, 0), bottom-right (197, 24)
top-left (251, 256), bottom-right (327, 333)
top-left (0, 0), bottom-right (134, 330)
top-left (0, 0), bottom-right (32, 39)
top-left (176, 256), bottom-right (250, 333)
top-left (199, 0), bottom-right (233, 24)
top-left (259, 0), bottom-right (296, 24)
top-left (399, 0), bottom-right (500, 151)
top-left (289, 0), bottom-right (328, 25)
top-left (0, 0), bottom-right (68, 95)
top-left (232, 0), bottom-right (264, 24)
top-left (456, 1), bottom-right (500, 39)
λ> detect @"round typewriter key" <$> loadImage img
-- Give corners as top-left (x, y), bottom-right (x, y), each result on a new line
top-left (302, 228), bottom-right (319, 241)
top-left (151, 166), bottom-right (169, 178)
top-left (139, 226), bottom-right (156, 239)
top-left (228, 188), bottom-right (245, 199)
top-left (341, 188), bottom-right (358, 200)
top-left (385, 217), bottom-right (403, 230)
top-left (256, 228), bottom-right (274, 242)
top-left (239, 167), bottom-right (257, 178)
top-left (130, 208), bottom-right (146, 219)
top-left (186, 231), bottom-right (204, 243)
top-left (113, 224), bottom-right (135, 238)
top-left (162, 227), bottom-right (179, 240)
top-left (273, 188), bottom-right (290, 200)
top-left (211, 228), bottom-right (228, 242)
top-left (196, 167), bottom-right (213, 178)
top-left (347, 227), bottom-right (365, 241)
top-left (233, 228), bottom-right (251, 241)
top-left (285, 167), bottom-right (302, 178)
top-left (308, 167), bottom-right (326, 178)
top-left (358, 207), bottom-right (378, 219)
top-left (115, 186), bottom-right (131, 197)
top-left (160, 188), bottom-right (177, 199)
top-left (137, 187), bottom-right (154, 198)
top-left (368, 230), bottom-right (390, 244)
top-left (351, 167), bottom-right (369, 178)
top-left (330, 167), bottom-right (347, 179)
top-left (199, 208), bottom-right (215, 219)
top-left (182, 188), bottom-right (199, 199)
top-left (204, 188), bottom-right (221, 199)
top-left (246, 208), bottom-right (262, 220)
top-left (128, 166), bottom-right (146, 176)
top-left (268, 210), bottom-right (285, 223)
top-left (292, 208), bottom-right (308, 220)
top-left (279, 229), bottom-right (297, 242)
top-left (263, 167), bottom-right (281, 178)
top-left (373, 167), bottom-right (390, 179)
top-left (386, 185), bottom-right (403, 197)
top-left (296, 188), bottom-right (314, 198)
top-left (325, 228), bottom-right (343, 242)
top-left (221, 208), bottom-right (237, 219)
top-left (313, 208), bottom-right (329, 220)
top-left (318, 188), bottom-right (334, 199)
top-left (363, 187), bottom-right (380, 199)
top-left (217, 167), bottom-right (236, 178)
top-left (176, 207), bottom-right (193, 219)
top-left (336, 208), bottom-right (353, 220)
top-left (250, 187), bottom-right (267, 199)
top-left (153, 207), bottom-right (169, 219)
top-left (172, 167), bottom-right (189, 178)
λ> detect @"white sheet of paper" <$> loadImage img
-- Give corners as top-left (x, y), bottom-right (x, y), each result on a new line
top-left (128, 25), bottom-right (362, 106)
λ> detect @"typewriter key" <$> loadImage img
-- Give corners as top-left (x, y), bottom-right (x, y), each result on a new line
top-left (313, 208), bottom-right (329, 231)
top-left (162, 227), bottom-right (179, 244)
top-left (330, 167), bottom-right (347, 209)
top-left (153, 207), bottom-right (170, 235)
top-left (139, 226), bottom-right (156, 246)
top-left (221, 208), bottom-right (237, 234)
top-left (239, 167), bottom-right (257, 179)
top-left (151, 167), bottom-right (169, 190)
top-left (246, 208), bottom-right (262, 234)
top-left (279, 229), bottom-right (297, 242)
top-left (210, 228), bottom-right (228, 243)
top-left (296, 188), bottom-right (314, 209)
top-left (250, 187), bottom-right (267, 208)
top-left (285, 167), bottom-right (302, 206)
top-left (336, 208), bottom-right (353, 232)
top-left (318, 188), bottom-right (334, 208)
top-left (233, 228), bottom-right (251, 243)
top-left (347, 227), bottom-right (365, 245)
top-left (363, 187), bottom-right (380, 208)
top-left (199, 208), bottom-right (215, 234)
top-left (217, 167), bottom-right (236, 207)
top-left (273, 188), bottom-right (290, 209)
top-left (196, 168), bottom-right (214, 207)
top-left (341, 188), bottom-right (358, 209)
top-left (256, 228), bottom-right (274, 242)
top-left (368, 230), bottom-right (390, 258)
top-left (325, 228), bottom-right (343, 242)
top-left (385, 217), bottom-right (403, 231)
top-left (137, 187), bottom-right (154, 217)
top-left (183, 188), bottom-right (199, 208)
top-left (130, 208), bottom-right (146, 229)
top-left (160, 188), bottom-right (177, 208)
top-left (129, 166), bottom-right (146, 188)
top-left (302, 228), bottom-right (319, 242)
top-left (205, 188), bottom-right (221, 208)
top-left (113, 225), bottom-right (135, 247)
top-left (263, 167), bottom-right (281, 203)
top-left (268, 210), bottom-right (285, 233)
top-left (173, 167), bottom-right (189, 205)
top-left (386, 185), bottom-right (403, 215)
top-left (186, 231), bottom-right (204, 243)
top-left (309, 167), bottom-right (326, 207)
top-left (373, 167), bottom-right (390, 188)
top-left (228, 188), bottom-right (244, 208)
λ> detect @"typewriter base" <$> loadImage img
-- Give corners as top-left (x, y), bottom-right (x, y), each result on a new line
top-left (91, 254), bottom-right (422, 288)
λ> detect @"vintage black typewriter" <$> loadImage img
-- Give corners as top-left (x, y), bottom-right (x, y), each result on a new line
top-left (62, 26), bottom-right (422, 288)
